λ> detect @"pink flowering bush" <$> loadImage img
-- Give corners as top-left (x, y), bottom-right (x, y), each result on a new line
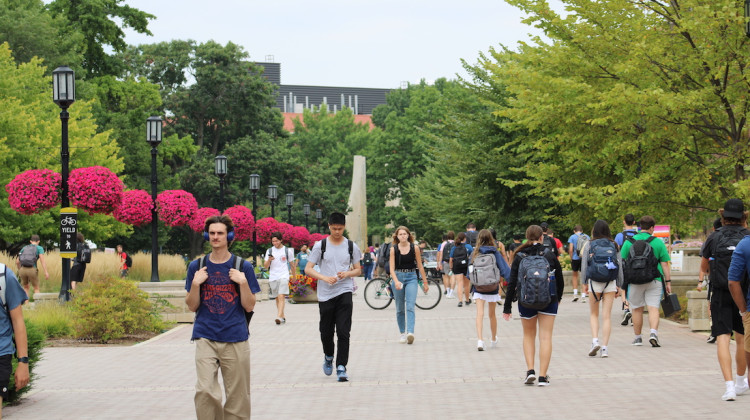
top-left (68, 166), bottom-right (124, 214)
top-left (309, 233), bottom-right (329, 246)
top-left (255, 217), bottom-right (283, 245)
top-left (113, 190), bottom-right (153, 226)
top-left (156, 190), bottom-right (198, 227)
top-left (6, 169), bottom-right (61, 214)
top-left (222, 205), bottom-right (255, 240)
top-left (287, 226), bottom-right (312, 249)
top-left (189, 207), bottom-right (221, 232)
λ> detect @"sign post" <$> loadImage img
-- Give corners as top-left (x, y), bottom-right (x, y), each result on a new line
top-left (59, 207), bottom-right (77, 301)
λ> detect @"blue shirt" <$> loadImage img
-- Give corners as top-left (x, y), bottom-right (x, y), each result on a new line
top-left (615, 229), bottom-right (638, 247)
top-left (567, 233), bottom-right (582, 261)
top-left (296, 252), bottom-right (309, 275)
top-left (727, 236), bottom-right (750, 311)
top-left (185, 254), bottom-right (260, 342)
top-left (449, 243), bottom-right (474, 259)
top-left (0, 265), bottom-right (29, 356)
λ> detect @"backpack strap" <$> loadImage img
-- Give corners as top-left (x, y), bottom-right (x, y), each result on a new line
top-left (646, 235), bottom-right (657, 244)
top-left (320, 238), bottom-right (327, 261)
top-left (626, 237), bottom-right (636, 244)
top-left (348, 239), bottom-right (354, 266)
top-left (0, 263), bottom-right (6, 313)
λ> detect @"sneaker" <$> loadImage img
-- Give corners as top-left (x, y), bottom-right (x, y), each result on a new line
top-left (322, 356), bottom-right (333, 376)
top-left (477, 340), bottom-right (484, 351)
top-left (458, 301), bottom-right (463, 307)
top-left (588, 343), bottom-right (601, 357)
top-left (537, 376), bottom-right (550, 386)
top-left (280, 318), bottom-right (286, 324)
top-left (572, 295), bottom-right (579, 302)
top-left (399, 334), bottom-right (407, 344)
top-left (581, 295), bottom-right (587, 303)
top-left (465, 300), bottom-right (472, 306)
top-left (275, 318), bottom-right (282, 325)
top-left (723, 384), bottom-right (736, 401)
top-left (490, 337), bottom-right (498, 348)
top-left (524, 370), bottom-right (536, 385)
top-left (407, 333), bottom-right (415, 345)
top-left (649, 332), bottom-right (660, 347)
top-left (707, 335), bottom-right (717, 344)
top-left (336, 365), bottom-right (348, 382)
top-left (444, 290), bottom-right (447, 295)
top-left (600, 348), bottom-right (608, 358)
top-left (632, 337), bottom-right (643, 346)
top-left (736, 379), bottom-right (749, 395)
top-left (621, 311), bottom-right (632, 326)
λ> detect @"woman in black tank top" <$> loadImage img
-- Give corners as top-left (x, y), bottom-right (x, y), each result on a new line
top-left (389, 226), bottom-right (429, 344)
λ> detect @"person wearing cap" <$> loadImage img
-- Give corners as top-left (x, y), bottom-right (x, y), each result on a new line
top-left (709, 199), bottom-right (750, 401)
top-left (619, 215), bottom-right (671, 348)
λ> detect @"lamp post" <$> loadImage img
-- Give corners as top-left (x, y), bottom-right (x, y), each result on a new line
top-left (147, 116), bottom-right (162, 282)
top-left (53, 66), bottom-right (75, 301)
top-left (268, 185), bottom-right (278, 218)
top-left (249, 174), bottom-right (260, 266)
top-left (746, 0), bottom-right (750, 37)
top-left (285, 193), bottom-right (294, 224)
top-left (303, 204), bottom-right (310, 230)
top-left (315, 209), bottom-right (322, 234)
top-left (215, 155), bottom-right (227, 213)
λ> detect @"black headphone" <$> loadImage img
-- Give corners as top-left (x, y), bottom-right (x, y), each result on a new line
top-left (203, 226), bottom-right (235, 242)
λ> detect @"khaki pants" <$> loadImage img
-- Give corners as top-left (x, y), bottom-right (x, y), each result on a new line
top-left (194, 339), bottom-right (251, 420)
top-left (744, 312), bottom-right (750, 353)
top-left (18, 266), bottom-right (39, 289)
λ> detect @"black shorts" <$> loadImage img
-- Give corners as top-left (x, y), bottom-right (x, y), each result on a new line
top-left (710, 288), bottom-right (745, 336)
top-left (71, 263), bottom-right (86, 283)
top-left (571, 259), bottom-right (582, 272)
top-left (453, 266), bottom-right (468, 276)
top-left (0, 354), bottom-right (12, 400)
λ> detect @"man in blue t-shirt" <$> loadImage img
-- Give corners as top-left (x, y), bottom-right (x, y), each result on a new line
top-left (185, 215), bottom-right (260, 419)
top-left (567, 225), bottom-right (586, 302)
top-left (727, 231), bottom-right (750, 392)
top-left (0, 264), bottom-right (30, 417)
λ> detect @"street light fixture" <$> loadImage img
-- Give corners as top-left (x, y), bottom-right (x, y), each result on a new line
top-left (215, 155), bottom-right (227, 213)
top-left (52, 66), bottom-right (75, 301)
top-left (249, 174), bottom-right (260, 266)
top-left (303, 204), bottom-right (310, 230)
top-left (146, 116), bottom-right (162, 283)
top-left (286, 193), bottom-right (294, 224)
top-left (268, 185), bottom-right (278, 218)
top-left (315, 209), bottom-right (322, 234)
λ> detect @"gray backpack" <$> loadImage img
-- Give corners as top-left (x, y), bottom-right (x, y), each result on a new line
top-left (470, 252), bottom-right (501, 293)
top-left (19, 245), bottom-right (38, 268)
top-left (517, 251), bottom-right (552, 309)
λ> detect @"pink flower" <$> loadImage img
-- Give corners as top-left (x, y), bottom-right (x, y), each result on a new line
top-left (113, 190), bottom-right (153, 226)
top-left (255, 217), bottom-right (283, 245)
top-left (156, 190), bottom-right (198, 227)
top-left (309, 233), bottom-right (329, 247)
top-left (68, 166), bottom-right (124, 214)
top-left (189, 207), bottom-right (221, 232)
top-left (5, 169), bottom-right (61, 214)
top-left (287, 226), bottom-right (312, 249)
top-left (222, 205), bottom-right (255, 240)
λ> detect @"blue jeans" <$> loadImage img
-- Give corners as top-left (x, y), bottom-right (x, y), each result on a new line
top-left (393, 271), bottom-right (418, 334)
top-left (363, 263), bottom-right (374, 280)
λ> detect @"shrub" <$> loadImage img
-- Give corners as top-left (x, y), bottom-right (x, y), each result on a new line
top-left (24, 302), bottom-right (74, 338)
top-left (156, 190), bottom-right (198, 227)
top-left (6, 318), bottom-right (46, 405)
top-left (70, 277), bottom-right (165, 343)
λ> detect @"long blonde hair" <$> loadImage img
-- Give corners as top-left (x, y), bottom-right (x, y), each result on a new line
top-left (471, 229), bottom-right (495, 261)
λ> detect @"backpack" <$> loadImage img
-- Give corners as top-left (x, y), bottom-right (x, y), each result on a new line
top-left (77, 243), bottom-right (92, 264)
top-left (376, 242), bottom-right (391, 274)
top-left (469, 252), bottom-right (501, 293)
top-left (19, 245), bottom-right (39, 268)
top-left (575, 233), bottom-right (590, 257)
top-left (517, 250), bottom-right (553, 309)
top-left (452, 244), bottom-right (469, 271)
top-left (198, 254), bottom-right (254, 326)
top-left (0, 263), bottom-right (7, 312)
top-left (710, 226), bottom-right (750, 290)
top-left (585, 238), bottom-right (619, 300)
top-left (542, 235), bottom-right (559, 256)
top-left (125, 254), bottom-right (133, 268)
top-left (465, 231), bottom-right (478, 247)
top-left (363, 251), bottom-right (373, 265)
top-left (623, 236), bottom-right (661, 285)
top-left (441, 242), bottom-right (454, 262)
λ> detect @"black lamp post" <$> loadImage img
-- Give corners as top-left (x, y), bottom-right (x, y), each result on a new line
top-left (746, 0), bottom-right (750, 37)
top-left (268, 185), bottom-right (278, 218)
top-left (286, 193), bottom-right (294, 224)
top-left (303, 204), bottom-right (310, 230)
top-left (53, 66), bottom-right (75, 301)
top-left (215, 155), bottom-right (227, 213)
top-left (147, 116), bottom-right (162, 282)
top-left (315, 209), bottom-right (322, 233)
top-left (249, 174), bottom-right (260, 266)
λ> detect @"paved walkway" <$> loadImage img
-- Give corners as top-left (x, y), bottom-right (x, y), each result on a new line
top-left (5, 278), bottom-right (749, 419)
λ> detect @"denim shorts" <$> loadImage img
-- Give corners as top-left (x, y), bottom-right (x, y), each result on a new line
top-left (518, 300), bottom-right (559, 319)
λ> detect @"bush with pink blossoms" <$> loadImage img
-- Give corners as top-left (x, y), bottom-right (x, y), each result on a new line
top-left (6, 169), bottom-right (61, 215)
top-left (68, 166), bottom-right (124, 214)
top-left (309, 233), bottom-right (329, 246)
top-left (255, 217), bottom-right (283, 245)
top-left (113, 190), bottom-right (153, 226)
top-left (222, 205), bottom-right (255, 240)
top-left (287, 226), bottom-right (312, 249)
top-left (189, 207), bottom-right (221, 232)
top-left (156, 190), bottom-right (198, 227)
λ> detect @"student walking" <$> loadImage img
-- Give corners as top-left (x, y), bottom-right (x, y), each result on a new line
top-left (296, 244), bottom-right (310, 275)
top-left (503, 225), bottom-right (564, 386)
top-left (362, 246), bottom-right (375, 280)
top-left (471, 229), bottom-right (510, 351)
top-left (615, 214), bottom-right (638, 325)
top-left (437, 232), bottom-right (455, 298)
top-left (70, 233), bottom-right (91, 291)
top-left (264, 232), bottom-right (296, 324)
top-left (450, 232), bottom-right (474, 307)
top-left (16, 234), bottom-right (49, 298)
top-left (567, 225), bottom-right (589, 303)
top-left (388, 226), bottom-right (429, 344)
top-left (579, 220), bottom-right (623, 358)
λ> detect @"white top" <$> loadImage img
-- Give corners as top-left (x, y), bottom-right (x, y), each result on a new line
top-left (265, 246), bottom-right (295, 281)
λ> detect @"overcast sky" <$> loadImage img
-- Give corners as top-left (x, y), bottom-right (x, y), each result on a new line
top-left (121, 0), bottom-right (561, 89)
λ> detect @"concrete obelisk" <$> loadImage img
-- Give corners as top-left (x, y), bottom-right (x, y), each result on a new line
top-left (346, 155), bottom-right (367, 252)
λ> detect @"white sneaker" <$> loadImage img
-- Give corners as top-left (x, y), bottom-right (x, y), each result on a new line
top-left (723, 387), bottom-right (737, 401)
top-left (600, 348), bottom-right (608, 358)
top-left (736, 378), bottom-right (749, 395)
top-left (477, 340), bottom-right (484, 351)
top-left (581, 295), bottom-right (588, 303)
top-left (399, 334), bottom-right (407, 344)
top-left (490, 337), bottom-right (498, 348)
top-left (588, 343), bottom-right (601, 357)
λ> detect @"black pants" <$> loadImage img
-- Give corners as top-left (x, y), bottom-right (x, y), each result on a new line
top-left (319, 292), bottom-right (353, 367)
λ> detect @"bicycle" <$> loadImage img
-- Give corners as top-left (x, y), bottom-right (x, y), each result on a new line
top-left (363, 275), bottom-right (442, 310)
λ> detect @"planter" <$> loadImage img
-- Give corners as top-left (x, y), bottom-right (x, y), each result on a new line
top-left (291, 289), bottom-right (318, 303)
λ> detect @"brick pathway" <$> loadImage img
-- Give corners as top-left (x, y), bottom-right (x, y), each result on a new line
top-left (5, 278), bottom-right (749, 419)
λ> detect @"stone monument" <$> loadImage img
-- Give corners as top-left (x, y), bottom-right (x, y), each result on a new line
top-left (346, 155), bottom-right (367, 252)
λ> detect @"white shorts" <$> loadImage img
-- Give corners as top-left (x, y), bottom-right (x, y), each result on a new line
top-left (627, 279), bottom-right (662, 309)
top-left (269, 278), bottom-right (290, 298)
top-left (472, 292), bottom-right (502, 303)
top-left (587, 279), bottom-right (618, 295)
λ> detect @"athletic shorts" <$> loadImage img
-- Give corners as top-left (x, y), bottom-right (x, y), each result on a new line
top-left (626, 279), bottom-right (662, 309)
top-left (453, 266), bottom-right (468, 276)
top-left (0, 354), bottom-right (11, 400)
top-left (571, 259), bottom-right (582, 272)
top-left (441, 263), bottom-right (451, 275)
top-left (269, 278), bottom-right (290, 298)
top-left (744, 313), bottom-right (750, 352)
top-left (18, 266), bottom-right (39, 289)
top-left (518, 300), bottom-right (559, 319)
top-left (710, 288), bottom-right (745, 336)
top-left (588, 279), bottom-right (617, 295)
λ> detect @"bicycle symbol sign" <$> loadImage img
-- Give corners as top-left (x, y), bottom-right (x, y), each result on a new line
top-left (61, 216), bottom-right (77, 226)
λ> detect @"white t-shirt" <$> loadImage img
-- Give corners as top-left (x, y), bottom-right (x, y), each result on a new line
top-left (265, 246), bottom-right (295, 281)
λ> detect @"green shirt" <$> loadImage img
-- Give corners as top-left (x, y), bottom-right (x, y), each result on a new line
top-left (620, 232), bottom-right (670, 280)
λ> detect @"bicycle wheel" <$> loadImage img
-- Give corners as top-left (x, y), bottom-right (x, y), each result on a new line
top-left (364, 277), bottom-right (393, 310)
top-left (415, 278), bottom-right (442, 310)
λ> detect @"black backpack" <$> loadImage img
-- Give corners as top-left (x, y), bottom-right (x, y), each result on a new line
top-left (376, 242), bottom-right (391, 274)
top-left (363, 251), bottom-right (373, 264)
top-left (125, 254), bottom-right (133, 268)
top-left (517, 250), bottom-right (553, 309)
top-left (452, 244), bottom-right (469, 270)
top-left (710, 225), bottom-right (750, 290)
top-left (465, 231), bottom-right (478, 247)
top-left (441, 242), bottom-right (454, 262)
top-left (542, 234), bottom-right (559, 257)
top-left (623, 236), bottom-right (661, 285)
top-left (76, 243), bottom-right (92, 264)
